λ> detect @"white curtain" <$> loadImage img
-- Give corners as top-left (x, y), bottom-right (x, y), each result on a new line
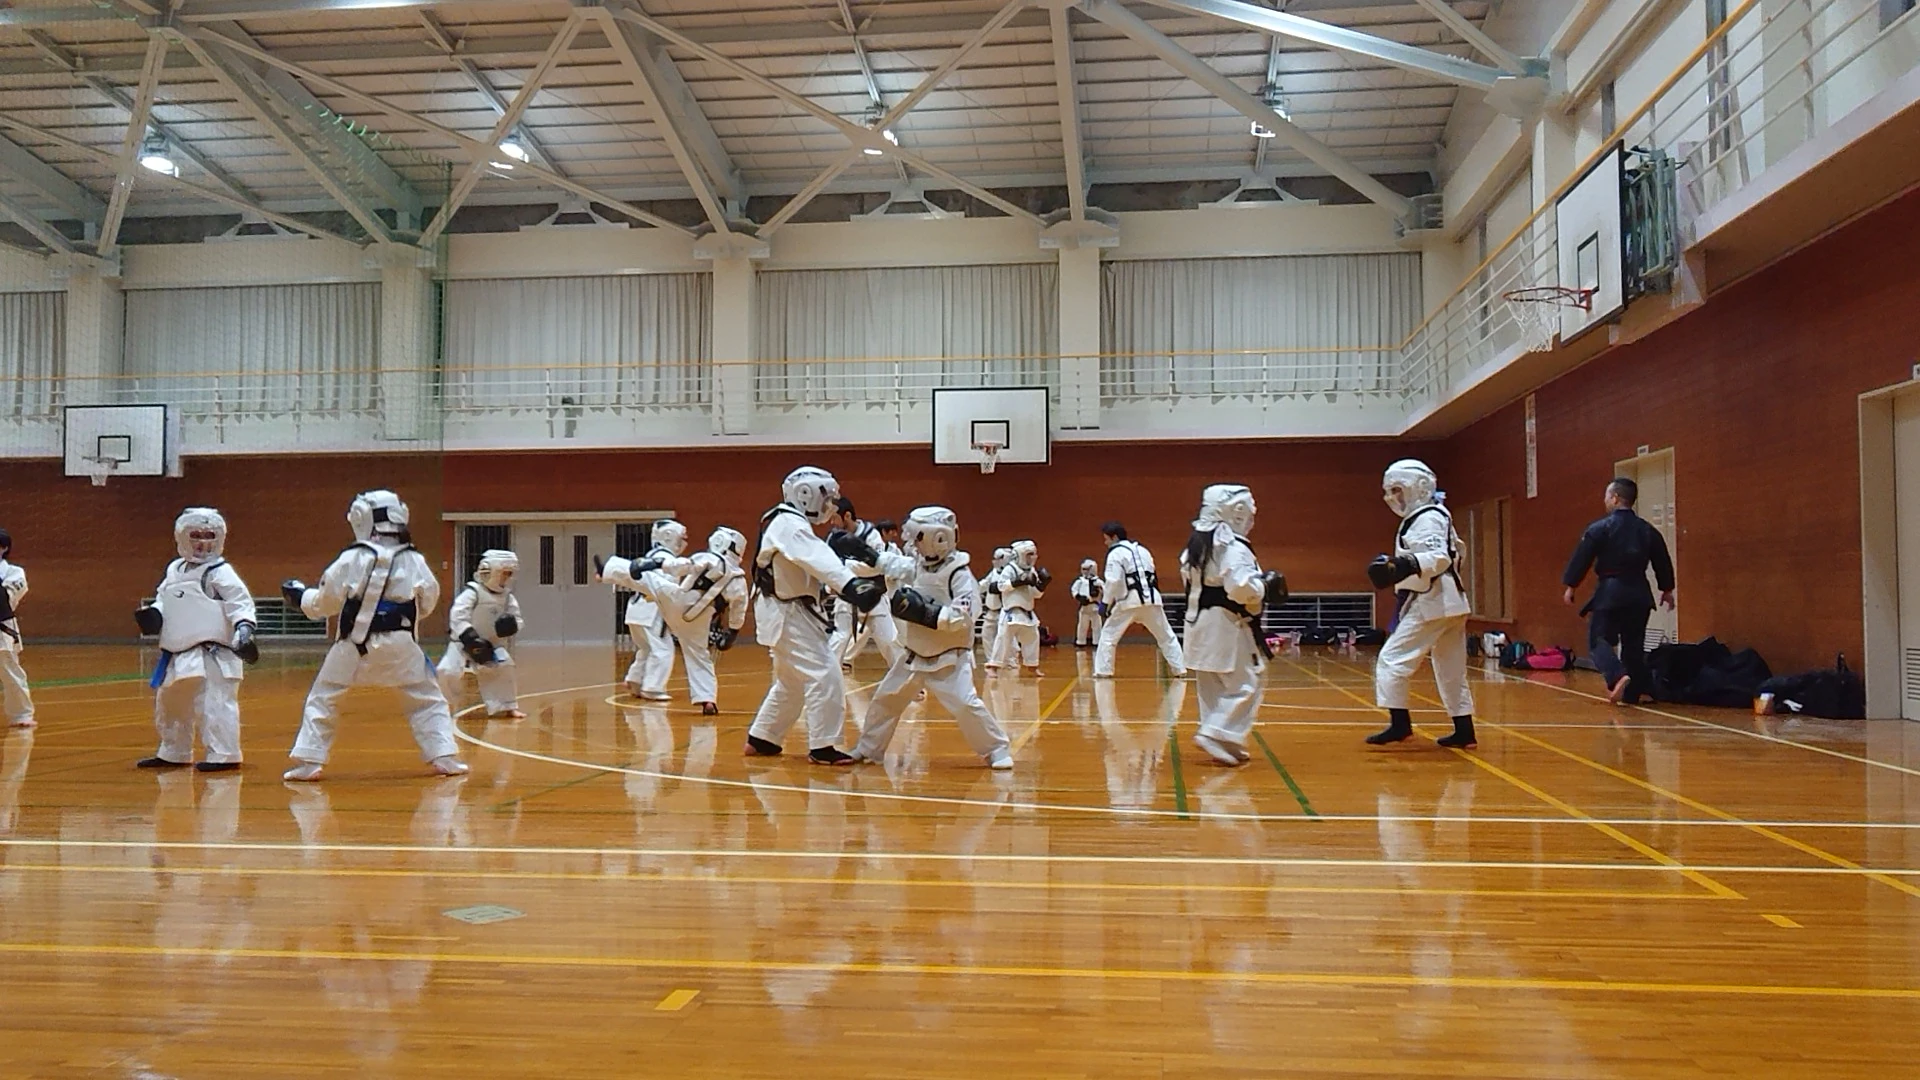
top-left (1101, 254), bottom-right (1420, 397)
top-left (123, 283), bottom-right (380, 413)
top-left (756, 264), bottom-right (1057, 402)
top-left (444, 274), bottom-right (710, 409)
top-left (0, 291), bottom-right (63, 416)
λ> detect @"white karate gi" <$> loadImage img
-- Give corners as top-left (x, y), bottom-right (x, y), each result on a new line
top-left (1093, 541), bottom-right (1186, 677)
top-left (852, 553), bottom-right (1011, 766)
top-left (436, 580), bottom-right (523, 716)
top-left (748, 506), bottom-right (858, 751)
top-left (989, 567), bottom-right (1043, 670)
top-left (638, 550), bottom-right (748, 706)
top-left (978, 562), bottom-right (1005, 656)
top-left (151, 558), bottom-right (256, 764)
top-left (828, 521), bottom-right (902, 667)
top-left (289, 541), bottom-right (460, 766)
top-left (617, 544), bottom-right (680, 696)
top-left (1070, 573), bottom-right (1105, 646)
top-left (1181, 534), bottom-right (1269, 754)
top-left (1375, 504), bottom-right (1475, 718)
top-left (0, 560), bottom-right (30, 727)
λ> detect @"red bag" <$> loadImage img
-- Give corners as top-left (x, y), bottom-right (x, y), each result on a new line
top-left (1521, 647), bottom-right (1574, 671)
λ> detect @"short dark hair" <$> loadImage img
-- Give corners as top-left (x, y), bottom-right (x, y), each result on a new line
top-left (875, 518), bottom-right (898, 533)
top-left (832, 496), bottom-right (856, 516)
top-left (1101, 520), bottom-right (1127, 540)
top-left (1608, 477), bottom-right (1639, 506)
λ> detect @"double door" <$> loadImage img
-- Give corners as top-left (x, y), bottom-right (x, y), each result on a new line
top-left (1614, 449), bottom-right (1678, 650)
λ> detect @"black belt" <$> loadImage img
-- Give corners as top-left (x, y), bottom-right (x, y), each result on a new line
top-left (1196, 586), bottom-right (1271, 660)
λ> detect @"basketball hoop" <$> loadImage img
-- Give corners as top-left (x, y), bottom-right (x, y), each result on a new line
top-left (81, 455), bottom-right (119, 488)
top-left (973, 439), bottom-right (1003, 475)
top-left (1502, 286), bottom-right (1595, 354)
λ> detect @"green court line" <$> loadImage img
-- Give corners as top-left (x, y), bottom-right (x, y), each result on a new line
top-left (35, 673), bottom-right (150, 688)
top-left (1167, 728), bottom-right (1191, 821)
top-left (485, 768), bottom-right (621, 813)
top-left (1252, 731), bottom-right (1320, 819)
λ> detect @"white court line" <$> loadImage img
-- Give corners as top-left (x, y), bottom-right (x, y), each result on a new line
top-left (1483, 669), bottom-right (1920, 779)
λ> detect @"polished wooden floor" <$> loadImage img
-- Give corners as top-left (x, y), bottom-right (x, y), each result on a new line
top-left (5, 640), bottom-right (1920, 1077)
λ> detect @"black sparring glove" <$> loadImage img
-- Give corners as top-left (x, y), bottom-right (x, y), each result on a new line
top-left (232, 621), bottom-right (260, 664)
top-left (986, 579), bottom-right (1002, 597)
top-left (1261, 570), bottom-right (1290, 609)
top-left (494, 615), bottom-right (519, 638)
top-left (840, 575), bottom-right (886, 614)
top-left (592, 555), bottom-right (606, 578)
top-left (827, 529), bottom-right (878, 567)
top-left (890, 585), bottom-right (944, 630)
top-left (459, 627), bottom-right (495, 664)
top-left (1366, 554), bottom-right (1419, 589)
top-left (281, 579), bottom-right (309, 608)
top-left (134, 605), bottom-right (164, 635)
top-left (709, 625), bottom-right (739, 652)
top-left (1034, 567), bottom-right (1052, 590)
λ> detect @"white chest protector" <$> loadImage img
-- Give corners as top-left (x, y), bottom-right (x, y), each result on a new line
top-left (157, 561), bottom-right (234, 653)
top-left (466, 584), bottom-right (513, 645)
top-left (897, 555), bottom-right (974, 661)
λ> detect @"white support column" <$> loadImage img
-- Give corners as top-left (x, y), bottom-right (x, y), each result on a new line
top-left (63, 264), bottom-right (123, 406)
top-left (699, 233), bottom-right (767, 436)
top-left (377, 247), bottom-right (436, 444)
top-left (1057, 243), bottom-right (1102, 431)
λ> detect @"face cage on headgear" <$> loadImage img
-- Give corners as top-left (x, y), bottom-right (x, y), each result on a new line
top-left (175, 509), bottom-right (228, 563)
top-left (709, 528), bottom-right (746, 565)
top-left (652, 520), bottom-right (689, 556)
top-left (1200, 485), bottom-right (1257, 537)
top-left (782, 467), bottom-right (841, 525)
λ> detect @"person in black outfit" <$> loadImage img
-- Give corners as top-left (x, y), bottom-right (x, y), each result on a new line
top-left (1562, 477), bottom-right (1675, 705)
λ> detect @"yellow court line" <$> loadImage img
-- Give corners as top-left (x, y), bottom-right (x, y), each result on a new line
top-left (1281, 655), bottom-right (1743, 900)
top-left (2, 862), bottom-right (1725, 901)
top-left (1762, 913), bottom-right (1803, 929)
top-left (1330, 655), bottom-right (1920, 901)
top-left (4, 940), bottom-right (1916, 1000)
top-left (1011, 676), bottom-right (1082, 755)
top-left (655, 989), bottom-right (700, 1011)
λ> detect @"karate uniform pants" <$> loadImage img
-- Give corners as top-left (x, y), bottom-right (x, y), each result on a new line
top-left (832, 604), bottom-right (902, 667)
top-left (989, 612), bottom-right (1039, 669)
top-left (1075, 605), bottom-right (1104, 646)
top-left (291, 635), bottom-right (460, 765)
top-left (1195, 655), bottom-right (1263, 751)
top-left (1093, 604), bottom-right (1186, 677)
top-left (747, 609), bottom-right (845, 751)
top-left (155, 668), bottom-right (242, 764)
top-left (436, 647), bottom-right (519, 715)
top-left (854, 652), bottom-right (1009, 762)
top-left (0, 651), bottom-right (31, 725)
top-left (624, 619), bottom-right (676, 695)
top-left (979, 608), bottom-right (1002, 656)
top-left (1588, 605), bottom-right (1652, 702)
top-left (1374, 609), bottom-right (1474, 717)
top-left (673, 628), bottom-right (719, 705)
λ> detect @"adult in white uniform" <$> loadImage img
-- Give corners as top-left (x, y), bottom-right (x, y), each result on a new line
top-left (1178, 486), bottom-right (1289, 766)
top-left (988, 540), bottom-right (1048, 674)
top-left (608, 527), bottom-right (750, 715)
top-left (281, 490), bottom-right (470, 782)
top-left (1365, 459), bottom-right (1477, 750)
top-left (744, 467), bottom-right (891, 766)
top-left (852, 506), bottom-right (1013, 770)
top-left (825, 498), bottom-right (902, 669)
top-left (1092, 522), bottom-right (1187, 679)
top-left (978, 547), bottom-right (1012, 656)
top-left (616, 520), bottom-right (687, 701)
top-left (1070, 558), bottom-right (1105, 647)
top-left (436, 549), bottom-right (524, 719)
top-left (0, 529), bottom-right (32, 729)
top-left (134, 508), bottom-right (259, 770)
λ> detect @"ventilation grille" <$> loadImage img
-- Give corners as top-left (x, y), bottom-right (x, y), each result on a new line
top-left (1903, 648), bottom-right (1920, 703)
top-left (1164, 592), bottom-right (1376, 640)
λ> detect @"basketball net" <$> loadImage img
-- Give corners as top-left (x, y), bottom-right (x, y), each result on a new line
top-left (974, 441), bottom-right (1002, 475)
top-left (1501, 286), bottom-right (1594, 355)
top-left (82, 455), bottom-right (118, 488)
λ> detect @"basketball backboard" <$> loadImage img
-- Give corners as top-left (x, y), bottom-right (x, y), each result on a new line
top-left (63, 404), bottom-right (182, 483)
top-left (931, 387), bottom-right (1050, 470)
top-left (1555, 143), bottom-right (1626, 343)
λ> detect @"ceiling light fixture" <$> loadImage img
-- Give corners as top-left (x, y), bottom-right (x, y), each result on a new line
top-left (490, 139), bottom-right (531, 170)
top-left (137, 131), bottom-right (178, 177)
top-left (1251, 83), bottom-right (1289, 138)
top-left (861, 106), bottom-right (897, 156)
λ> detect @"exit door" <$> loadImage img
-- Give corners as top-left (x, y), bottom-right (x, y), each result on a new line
top-left (1615, 449), bottom-right (1678, 650)
top-left (511, 522), bottom-right (615, 645)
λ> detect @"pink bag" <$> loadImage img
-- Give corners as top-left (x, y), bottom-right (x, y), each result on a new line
top-left (1521, 647), bottom-right (1574, 671)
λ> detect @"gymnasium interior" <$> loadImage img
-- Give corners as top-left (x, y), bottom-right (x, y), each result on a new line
top-left (3, 0), bottom-right (1920, 1073)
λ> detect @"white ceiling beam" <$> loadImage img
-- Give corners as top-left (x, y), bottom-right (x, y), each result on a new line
top-left (1049, 4), bottom-right (1089, 221)
top-left (1081, 0), bottom-right (1412, 218)
top-left (0, 111), bottom-right (367, 244)
top-left (165, 27), bottom-right (399, 243)
top-left (417, 14), bottom-right (582, 246)
top-left (0, 187), bottom-right (81, 254)
top-left (1132, 0), bottom-right (1506, 89)
top-left (606, 0), bottom-right (1043, 227)
top-left (0, 133), bottom-right (106, 224)
top-left (597, 10), bottom-right (733, 233)
top-left (185, 25), bottom-right (697, 235)
top-left (757, 150), bottom-right (859, 237)
top-left (96, 34), bottom-right (169, 255)
top-left (419, 12), bottom-right (564, 178)
top-left (1407, 0), bottom-right (1526, 74)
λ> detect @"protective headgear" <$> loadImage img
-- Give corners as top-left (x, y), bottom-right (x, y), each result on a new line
top-left (1196, 484), bottom-right (1257, 539)
top-left (0, 527), bottom-right (10, 556)
top-left (1011, 539), bottom-right (1037, 567)
top-left (173, 507), bottom-right (227, 563)
top-left (708, 526), bottom-right (747, 567)
top-left (1382, 459), bottom-right (1439, 519)
top-left (902, 506), bottom-right (958, 562)
top-left (992, 547), bottom-right (1013, 569)
top-left (1080, 558), bottom-right (1097, 575)
top-left (348, 489), bottom-right (409, 542)
top-left (782, 466), bottom-right (841, 525)
top-left (475, 549), bottom-right (518, 591)
top-left (651, 519), bottom-right (689, 556)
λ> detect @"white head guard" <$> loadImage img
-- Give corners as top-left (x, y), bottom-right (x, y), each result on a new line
top-left (782, 466), bottom-right (841, 525)
top-left (475, 549), bottom-right (519, 591)
top-left (1080, 558), bottom-right (1097, 575)
top-left (348, 489), bottom-right (409, 542)
top-left (174, 507), bottom-right (227, 563)
top-left (708, 526), bottom-right (747, 568)
top-left (651, 519), bottom-right (689, 556)
top-left (1195, 484), bottom-right (1257, 540)
top-left (1011, 539), bottom-right (1038, 567)
top-left (992, 546), bottom-right (1013, 569)
top-left (902, 505), bottom-right (958, 562)
top-left (1382, 459), bottom-right (1439, 519)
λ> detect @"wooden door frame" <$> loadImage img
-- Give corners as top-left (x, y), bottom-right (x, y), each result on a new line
top-left (1614, 446), bottom-right (1678, 647)
top-left (1859, 378), bottom-right (1920, 719)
